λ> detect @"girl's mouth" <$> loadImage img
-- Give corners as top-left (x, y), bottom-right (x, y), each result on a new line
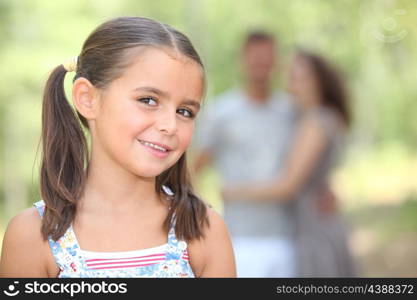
top-left (137, 139), bottom-right (171, 158)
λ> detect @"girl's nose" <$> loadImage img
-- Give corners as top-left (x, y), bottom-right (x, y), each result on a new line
top-left (157, 110), bottom-right (177, 135)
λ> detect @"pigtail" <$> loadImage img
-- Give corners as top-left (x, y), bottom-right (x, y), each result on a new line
top-left (156, 23), bottom-right (210, 242)
top-left (40, 65), bottom-right (88, 241)
top-left (157, 153), bottom-right (209, 242)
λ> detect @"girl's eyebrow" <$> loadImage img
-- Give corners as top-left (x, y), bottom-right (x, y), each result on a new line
top-left (134, 86), bottom-right (168, 97)
top-left (134, 86), bottom-right (200, 110)
top-left (182, 100), bottom-right (201, 111)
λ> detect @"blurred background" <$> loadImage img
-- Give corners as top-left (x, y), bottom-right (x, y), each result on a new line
top-left (0, 0), bottom-right (416, 276)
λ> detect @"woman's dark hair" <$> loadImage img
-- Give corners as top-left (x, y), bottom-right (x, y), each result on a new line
top-left (40, 16), bottom-right (208, 242)
top-left (297, 50), bottom-right (351, 126)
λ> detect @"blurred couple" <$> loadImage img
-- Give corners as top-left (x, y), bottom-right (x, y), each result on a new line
top-left (193, 31), bottom-right (356, 277)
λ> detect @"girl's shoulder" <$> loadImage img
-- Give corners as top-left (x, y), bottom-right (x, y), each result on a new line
top-left (4, 206), bottom-right (43, 243)
top-left (0, 206), bottom-right (57, 277)
top-left (199, 207), bottom-right (230, 239)
top-left (186, 207), bottom-right (236, 277)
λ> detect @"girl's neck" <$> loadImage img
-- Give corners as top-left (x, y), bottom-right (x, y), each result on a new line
top-left (78, 153), bottom-right (161, 215)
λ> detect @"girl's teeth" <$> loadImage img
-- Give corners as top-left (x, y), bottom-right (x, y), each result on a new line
top-left (141, 141), bottom-right (167, 152)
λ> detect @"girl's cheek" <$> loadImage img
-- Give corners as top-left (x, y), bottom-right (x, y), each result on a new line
top-left (130, 110), bottom-right (154, 129)
top-left (178, 124), bottom-right (195, 149)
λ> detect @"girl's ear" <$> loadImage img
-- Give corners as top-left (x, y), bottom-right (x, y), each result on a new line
top-left (71, 77), bottom-right (100, 120)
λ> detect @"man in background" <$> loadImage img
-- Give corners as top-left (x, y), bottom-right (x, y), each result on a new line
top-left (193, 32), bottom-right (297, 277)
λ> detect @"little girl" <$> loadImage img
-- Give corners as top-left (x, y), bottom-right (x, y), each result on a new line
top-left (0, 17), bottom-right (236, 278)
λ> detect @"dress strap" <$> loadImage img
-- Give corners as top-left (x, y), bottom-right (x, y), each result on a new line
top-left (166, 225), bottom-right (188, 261)
top-left (162, 185), bottom-right (175, 197)
top-left (161, 185), bottom-right (189, 261)
top-left (33, 200), bottom-right (46, 218)
top-left (33, 200), bottom-right (86, 277)
top-left (165, 211), bottom-right (188, 260)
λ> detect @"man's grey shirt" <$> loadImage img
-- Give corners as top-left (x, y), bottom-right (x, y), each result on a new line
top-left (194, 88), bottom-right (297, 237)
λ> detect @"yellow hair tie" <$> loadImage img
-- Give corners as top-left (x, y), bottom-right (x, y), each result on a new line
top-left (63, 56), bottom-right (78, 72)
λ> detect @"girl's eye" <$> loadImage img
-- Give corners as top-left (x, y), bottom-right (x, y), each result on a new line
top-left (177, 108), bottom-right (195, 119)
top-left (138, 97), bottom-right (157, 106)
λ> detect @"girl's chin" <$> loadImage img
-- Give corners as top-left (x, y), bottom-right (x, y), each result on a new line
top-left (133, 163), bottom-right (176, 179)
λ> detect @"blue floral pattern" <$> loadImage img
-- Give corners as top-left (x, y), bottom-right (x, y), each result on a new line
top-left (33, 200), bottom-right (194, 278)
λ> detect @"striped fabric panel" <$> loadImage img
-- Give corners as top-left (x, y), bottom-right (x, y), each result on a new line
top-left (85, 253), bottom-right (166, 270)
top-left (181, 249), bottom-right (189, 261)
top-left (85, 251), bottom-right (190, 270)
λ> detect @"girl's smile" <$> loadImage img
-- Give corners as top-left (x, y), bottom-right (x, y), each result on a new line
top-left (137, 138), bottom-right (173, 159)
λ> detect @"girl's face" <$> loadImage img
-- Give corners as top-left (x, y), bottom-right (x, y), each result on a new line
top-left (91, 47), bottom-right (204, 179)
top-left (287, 55), bottom-right (319, 108)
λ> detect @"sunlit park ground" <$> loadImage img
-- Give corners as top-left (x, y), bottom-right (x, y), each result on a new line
top-left (193, 143), bottom-right (417, 277)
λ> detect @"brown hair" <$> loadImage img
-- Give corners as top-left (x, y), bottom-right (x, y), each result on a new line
top-left (297, 50), bottom-right (351, 126)
top-left (243, 30), bottom-right (275, 48)
top-left (40, 16), bottom-right (208, 242)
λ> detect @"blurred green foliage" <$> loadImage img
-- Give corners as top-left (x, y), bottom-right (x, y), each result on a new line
top-left (0, 0), bottom-right (416, 219)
